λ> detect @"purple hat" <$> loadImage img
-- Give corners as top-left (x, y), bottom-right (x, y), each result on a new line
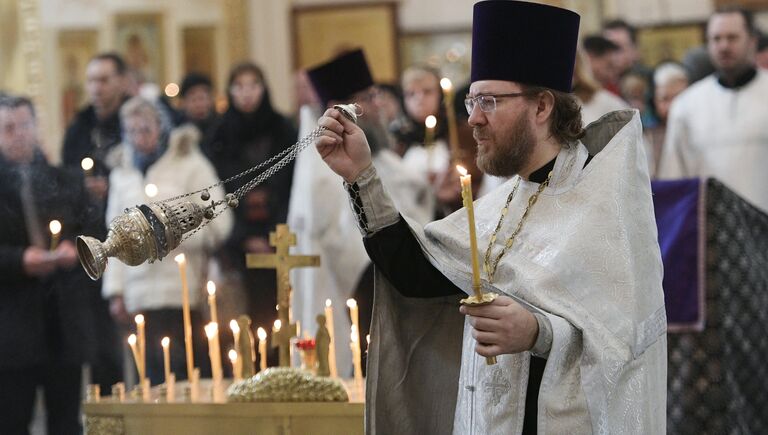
top-left (307, 49), bottom-right (374, 107)
top-left (471, 1), bottom-right (580, 92)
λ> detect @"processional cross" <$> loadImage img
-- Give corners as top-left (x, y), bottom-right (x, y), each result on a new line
top-left (246, 224), bottom-right (320, 367)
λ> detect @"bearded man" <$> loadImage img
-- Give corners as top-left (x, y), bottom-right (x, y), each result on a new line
top-left (315, 1), bottom-right (667, 434)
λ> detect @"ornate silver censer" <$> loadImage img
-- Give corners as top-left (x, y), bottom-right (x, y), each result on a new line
top-left (77, 104), bottom-right (360, 280)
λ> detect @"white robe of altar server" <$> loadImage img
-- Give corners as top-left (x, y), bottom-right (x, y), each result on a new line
top-left (288, 106), bottom-right (433, 376)
top-left (657, 70), bottom-right (768, 212)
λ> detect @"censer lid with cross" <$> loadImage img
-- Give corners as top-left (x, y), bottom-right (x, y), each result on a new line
top-left (76, 104), bottom-right (361, 280)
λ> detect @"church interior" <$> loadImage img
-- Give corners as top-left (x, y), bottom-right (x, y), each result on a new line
top-left (2, 0), bottom-right (768, 433)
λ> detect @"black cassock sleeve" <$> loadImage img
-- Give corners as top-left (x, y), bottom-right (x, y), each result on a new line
top-left (362, 216), bottom-right (462, 298)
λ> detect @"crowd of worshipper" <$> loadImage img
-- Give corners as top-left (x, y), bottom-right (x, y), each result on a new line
top-left (1, 5), bottom-right (767, 434)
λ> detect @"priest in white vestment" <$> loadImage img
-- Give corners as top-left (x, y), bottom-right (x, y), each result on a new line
top-left (313, 2), bottom-right (667, 434)
top-left (658, 8), bottom-right (768, 212)
top-left (288, 50), bottom-right (433, 377)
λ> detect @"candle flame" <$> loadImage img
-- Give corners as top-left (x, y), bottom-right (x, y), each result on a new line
top-left (49, 220), bottom-right (62, 235)
top-left (273, 319), bottom-right (281, 331)
top-left (440, 77), bottom-right (453, 91)
top-left (80, 157), bottom-right (94, 171)
top-left (135, 314), bottom-right (144, 325)
top-left (346, 298), bottom-right (357, 309)
top-left (161, 336), bottom-right (170, 348)
top-left (205, 322), bottom-right (218, 338)
top-left (127, 334), bottom-right (137, 345)
top-left (228, 349), bottom-right (237, 362)
top-left (229, 319), bottom-right (239, 334)
top-left (325, 298), bottom-right (332, 307)
top-left (174, 253), bottom-right (185, 263)
top-left (206, 280), bottom-right (216, 296)
top-left (367, 334), bottom-right (371, 345)
top-left (456, 165), bottom-right (468, 176)
top-left (425, 115), bottom-right (437, 129)
top-left (144, 183), bottom-right (158, 198)
top-left (257, 327), bottom-right (267, 340)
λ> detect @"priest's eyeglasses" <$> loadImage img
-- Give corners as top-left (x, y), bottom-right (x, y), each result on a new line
top-left (464, 92), bottom-right (530, 115)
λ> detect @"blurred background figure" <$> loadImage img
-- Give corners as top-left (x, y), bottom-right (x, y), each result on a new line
top-left (757, 33), bottom-right (768, 70)
top-left (603, 19), bottom-right (650, 79)
top-left (179, 72), bottom-right (220, 154)
top-left (644, 61), bottom-right (689, 178)
top-left (60, 52), bottom-right (128, 395)
top-left (101, 97), bottom-right (232, 384)
top-left (207, 63), bottom-right (297, 363)
top-left (582, 35), bottom-right (622, 96)
top-left (0, 96), bottom-right (97, 435)
top-left (572, 49), bottom-right (629, 125)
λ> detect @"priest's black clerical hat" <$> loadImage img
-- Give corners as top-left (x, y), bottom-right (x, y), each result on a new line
top-left (471, 0), bottom-right (580, 93)
top-left (307, 49), bottom-right (374, 107)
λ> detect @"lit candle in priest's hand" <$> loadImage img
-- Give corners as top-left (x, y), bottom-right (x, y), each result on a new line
top-left (161, 337), bottom-right (171, 383)
top-left (80, 157), bottom-right (94, 177)
top-left (49, 220), bottom-right (62, 252)
top-left (135, 314), bottom-right (146, 382)
top-left (207, 281), bottom-right (218, 325)
top-left (324, 299), bottom-right (338, 378)
top-left (457, 165), bottom-right (497, 365)
top-left (257, 327), bottom-right (267, 371)
top-left (424, 115), bottom-right (437, 148)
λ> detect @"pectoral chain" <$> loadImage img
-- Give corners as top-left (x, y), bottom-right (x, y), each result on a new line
top-left (482, 171), bottom-right (553, 283)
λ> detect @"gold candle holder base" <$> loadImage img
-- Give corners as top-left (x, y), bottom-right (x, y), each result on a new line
top-left (111, 382), bottom-right (125, 402)
top-left (86, 384), bottom-right (101, 402)
top-left (460, 292), bottom-right (498, 365)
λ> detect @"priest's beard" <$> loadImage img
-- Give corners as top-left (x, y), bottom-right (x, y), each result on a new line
top-left (474, 111), bottom-right (535, 177)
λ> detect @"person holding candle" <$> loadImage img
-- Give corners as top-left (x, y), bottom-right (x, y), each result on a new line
top-left (288, 49), bottom-right (434, 377)
top-left (313, 2), bottom-right (666, 433)
top-left (101, 97), bottom-right (233, 384)
top-left (0, 95), bottom-right (99, 434)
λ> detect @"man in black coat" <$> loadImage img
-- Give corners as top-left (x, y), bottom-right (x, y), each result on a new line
top-left (60, 52), bottom-right (128, 392)
top-left (0, 96), bottom-right (99, 434)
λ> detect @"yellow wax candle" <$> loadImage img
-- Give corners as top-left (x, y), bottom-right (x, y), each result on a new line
top-left (161, 337), bottom-right (171, 383)
top-left (440, 77), bottom-right (461, 161)
top-left (228, 350), bottom-right (240, 380)
top-left (257, 327), bottom-right (267, 371)
top-left (350, 326), bottom-right (363, 384)
top-left (457, 165), bottom-right (482, 297)
top-left (80, 157), bottom-right (94, 177)
top-left (424, 115), bottom-right (437, 148)
top-left (127, 334), bottom-right (142, 380)
top-left (205, 323), bottom-right (223, 382)
top-left (324, 299), bottom-right (338, 378)
top-left (174, 254), bottom-right (195, 380)
top-left (49, 220), bottom-right (61, 252)
top-left (134, 314), bottom-right (146, 382)
top-left (206, 281), bottom-right (218, 325)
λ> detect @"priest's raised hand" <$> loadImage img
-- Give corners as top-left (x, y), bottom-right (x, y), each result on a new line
top-left (459, 295), bottom-right (540, 357)
top-left (315, 108), bottom-right (372, 183)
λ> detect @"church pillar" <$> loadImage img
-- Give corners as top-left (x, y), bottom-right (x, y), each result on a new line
top-left (247, 0), bottom-right (294, 115)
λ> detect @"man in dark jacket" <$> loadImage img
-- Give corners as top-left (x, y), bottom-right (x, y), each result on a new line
top-left (1, 96), bottom-right (99, 434)
top-left (60, 52), bottom-right (127, 392)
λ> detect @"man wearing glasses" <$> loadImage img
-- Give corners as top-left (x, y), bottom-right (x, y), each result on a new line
top-left (315, 1), bottom-right (666, 434)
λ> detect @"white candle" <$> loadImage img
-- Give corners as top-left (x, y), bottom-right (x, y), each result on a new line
top-left (134, 314), bottom-right (146, 383)
top-left (49, 220), bottom-right (61, 252)
top-left (440, 77), bottom-right (461, 160)
top-left (174, 254), bottom-right (194, 379)
top-left (424, 115), bottom-right (437, 148)
top-left (350, 326), bottom-right (363, 384)
top-left (228, 349), bottom-right (240, 380)
top-left (324, 299), bottom-right (338, 378)
top-left (205, 323), bottom-right (223, 382)
top-left (207, 281), bottom-right (218, 325)
top-left (257, 327), bottom-right (267, 371)
top-left (127, 334), bottom-right (142, 380)
top-left (161, 337), bottom-right (171, 383)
